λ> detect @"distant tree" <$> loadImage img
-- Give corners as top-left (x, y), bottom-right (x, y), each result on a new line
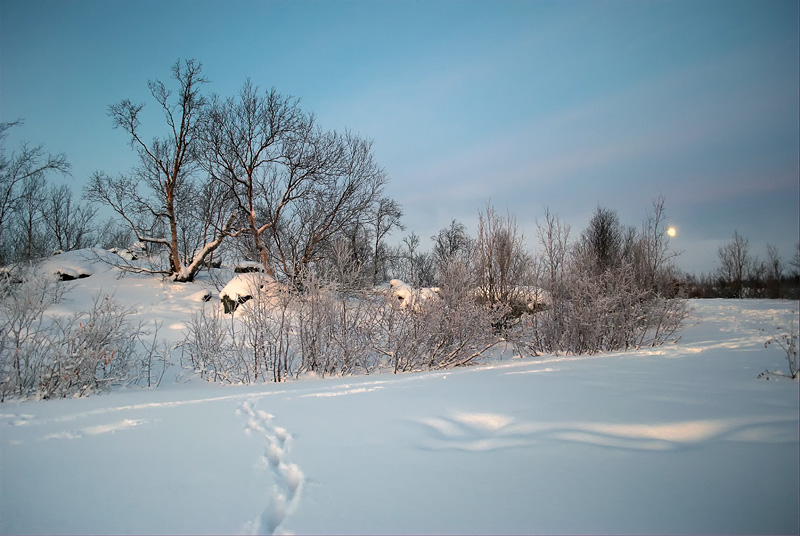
top-left (536, 207), bottom-right (570, 293)
top-left (0, 120), bottom-right (70, 264)
top-left (397, 232), bottom-right (435, 287)
top-left (717, 231), bottom-right (752, 298)
top-left (43, 184), bottom-right (97, 252)
top-left (577, 206), bottom-right (624, 274)
top-left (765, 244), bottom-right (782, 279)
top-left (433, 220), bottom-right (472, 264)
top-left (368, 197), bottom-right (404, 284)
top-left (473, 203), bottom-right (531, 310)
top-left (635, 195), bottom-right (681, 296)
top-left (9, 171), bottom-right (49, 261)
top-left (431, 220), bottom-right (475, 304)
top-left (96, 216), bottom-right (135, 251)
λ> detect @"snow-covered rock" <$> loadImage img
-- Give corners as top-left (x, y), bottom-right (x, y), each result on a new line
top-left (384, 279), bottom-right (441, 310)
top-left (39, 250), bottom-right (97, 281)
top-left (234, 261), bottom-right (266, 273)
top-left (219, 272), bottom-right (277, 313)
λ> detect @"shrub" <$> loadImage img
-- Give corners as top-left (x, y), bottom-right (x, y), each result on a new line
top-left (1, 267), bottom-right (163, 400)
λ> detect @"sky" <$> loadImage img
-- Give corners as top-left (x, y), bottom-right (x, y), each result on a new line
top-left (1, 0), bottom-right (798, 275)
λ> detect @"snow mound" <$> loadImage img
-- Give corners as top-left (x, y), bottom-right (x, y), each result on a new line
top-left (385, 279), bottom-right (441, 310)
top-left (219, 272), bottom-right (284, 313)
top-left (220, 273), bottom-right (277, 302)
top-left (34, 249), bottom-right (121, 281)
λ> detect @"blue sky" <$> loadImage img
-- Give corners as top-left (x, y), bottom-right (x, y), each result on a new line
top-left (1, 0), bottom-right (798, 275)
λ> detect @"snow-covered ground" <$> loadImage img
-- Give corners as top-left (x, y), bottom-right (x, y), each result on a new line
top-left (1, 251), bottom-right (798, 535)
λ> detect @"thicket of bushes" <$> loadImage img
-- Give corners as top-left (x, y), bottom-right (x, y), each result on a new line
top-left (0, 267), bottom-right (169, 401)
top-left (178, 198), bottom-right (689, 384)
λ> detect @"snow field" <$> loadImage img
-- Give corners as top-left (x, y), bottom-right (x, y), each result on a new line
top-left (0, 252), bottom-right (798, 534)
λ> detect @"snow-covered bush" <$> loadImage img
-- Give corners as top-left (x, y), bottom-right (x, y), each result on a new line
top-left (762, 311), bottom-right (798, 379)
top-left (182, 301), bottom-right (244, 383)
top-left (40, 294), bottom-right (142, 398)
top-left (0, 268), bottom-right (160, 400)
top-left (370, 287), bottom-right (500, 373)
top-left (0, 268), bottom-right (66, 400)
top-left (183, 271), bottom-right (504, 384)
top-left (521, 255), bottom-right (686, 356)
top-left (524, 202), bottom-right (687, 356)
top-left (183, 275), bottom-right (297, 383)
top-left (241, 277), bottom-right (295, 382)
top-left (294, 280), bottom-right (376, 377)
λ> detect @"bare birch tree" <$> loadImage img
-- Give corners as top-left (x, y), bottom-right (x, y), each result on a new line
top-left (86, 59), bottom-right (232, 281)
top-left (205, 81), bottom-right (388, 283)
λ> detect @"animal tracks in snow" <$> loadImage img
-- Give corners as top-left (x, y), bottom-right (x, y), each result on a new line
top-left (238, 400), bottom-right (304, 535)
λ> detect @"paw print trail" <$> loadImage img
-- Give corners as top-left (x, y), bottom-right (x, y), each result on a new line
top-left (238, 400), bottom-right (304, 535)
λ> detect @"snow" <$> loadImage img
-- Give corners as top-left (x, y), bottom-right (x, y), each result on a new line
top-left (384, 279), bottom-right (440, 309)
top-left (37, 249), bottom-right (97, 280)
top-left (1, 252), bottom-right (798, 535)
top-left (220, 272), bottom-right (274, 303)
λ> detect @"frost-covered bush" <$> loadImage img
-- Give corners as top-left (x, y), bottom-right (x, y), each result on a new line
top-left (523, 201), bottom-right (687, 356)
top-left (1, 268), bottom-right (160, 400)
top-left (39, 294), bottom-right (142, 398)
top-left (182, 299), bottom-right (247, 383)
top-left (762, 311), bottom-right (798, 379)
top-left (369, 289), bottom-right (500, 373)
top-left (183, 275), bottom-right (297, 383)
top-left (0, 268), bottom-right (66, 400)
top-left (519, 258), bottom-right (686, 356)
top-left (184, 272), bottom-right (504, 384)
top-left (296, 276), bottom-right (377, 377)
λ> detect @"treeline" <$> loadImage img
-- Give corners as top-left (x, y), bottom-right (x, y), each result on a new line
top-left (680, 233), bottom-right (799, 299)
top-left (1, 58), bottom-right (796, 301)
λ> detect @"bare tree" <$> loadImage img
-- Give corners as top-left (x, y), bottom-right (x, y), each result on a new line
top-left (536, 207), bottom-right (570, 293)
top-left (87, 59), bottom-right (231, 281)
top-left (204, 81), bottom-right (387, 283)
top-left (766, 244), bottom-right (783, 281)
top-left (473, 203), bottom-right (531, 308)
top-left (431, 220), bottom-right (475, 305)
top-left (398, 232), bottom-right (435, 287)
top-left (9, 172), bottom-right (50, 261)
top-left (368, 197), bottom-right (404, 284)
top-left (764, 243), bottom-right (784, 298)
top-left (96, 216), bottom-right (135, 251)
top-left (632, 195), bottom-right (681, 295)
top-left (264, 129), bottom-right (387, 283)
top-left (717, 231), bottom-right (752, 298)
top-left (43, 184), bottom-right (97, 252)
top-left (203, 81), bottom-right (304, 272)
top-left (0, 121), bottom-right (71, 264)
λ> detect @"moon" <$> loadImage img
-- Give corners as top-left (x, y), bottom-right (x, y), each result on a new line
top-left (667, 227), bottom-right (677, 237)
